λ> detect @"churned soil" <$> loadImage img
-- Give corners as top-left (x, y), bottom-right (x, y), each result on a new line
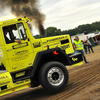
top-left (1, 46), bottom-right (100, 100)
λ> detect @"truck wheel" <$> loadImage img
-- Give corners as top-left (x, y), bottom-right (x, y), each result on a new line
top-left (38, 61), bottom-right (69, 92)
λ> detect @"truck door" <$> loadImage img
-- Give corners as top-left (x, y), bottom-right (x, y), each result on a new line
top-left (3, 22), bottom-right (34, 72)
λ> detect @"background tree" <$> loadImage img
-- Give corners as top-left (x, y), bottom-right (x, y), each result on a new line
top-left (34, 20), bottom-right (100, 38)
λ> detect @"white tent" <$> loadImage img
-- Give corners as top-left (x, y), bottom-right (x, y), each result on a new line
top-left (71, 33), bottom-right (85, 43)
top-left (85, 32), bottom-right (100, 38)
top-left (85, 33), bottom-right (95, 38)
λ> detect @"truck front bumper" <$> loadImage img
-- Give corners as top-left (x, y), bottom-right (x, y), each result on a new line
top-left (69, 52), bottom-right (83, 65)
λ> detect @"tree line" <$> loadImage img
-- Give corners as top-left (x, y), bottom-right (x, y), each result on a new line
top-left (34, 21), bottom-right (100, 39)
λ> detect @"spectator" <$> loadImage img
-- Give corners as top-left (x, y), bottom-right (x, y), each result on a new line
top-left (86, 36), bottom-right (94, 53)
top-left (83, 40), bottom-right (88, 54)
top-left (73, 36), bottom-right (89, 63)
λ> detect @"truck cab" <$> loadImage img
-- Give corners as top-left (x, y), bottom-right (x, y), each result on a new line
top-left (0, 17), bottom-right (83, 96)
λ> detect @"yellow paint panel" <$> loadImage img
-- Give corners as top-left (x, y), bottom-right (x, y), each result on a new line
top-left (72, 61), bottom-right (83, 66)
top-left (0, 78), bottom-right (31, 96)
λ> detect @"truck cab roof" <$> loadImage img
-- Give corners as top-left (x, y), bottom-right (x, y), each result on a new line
top-left (0, 17), bottom-right (31, 26)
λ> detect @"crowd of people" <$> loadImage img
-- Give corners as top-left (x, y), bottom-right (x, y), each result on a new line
top-left (83, 36), bottom-right (94, 54)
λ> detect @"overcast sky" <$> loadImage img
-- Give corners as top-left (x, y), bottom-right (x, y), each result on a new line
top-left (40, 0), bottom-right (100, 30)
top-left (0, 0), bottom-right (100, 35)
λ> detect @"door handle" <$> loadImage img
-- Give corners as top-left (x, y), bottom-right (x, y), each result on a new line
top-left (28, 38), bottom-right (30, 41)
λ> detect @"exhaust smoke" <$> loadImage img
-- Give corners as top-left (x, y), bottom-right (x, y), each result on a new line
top-left (0, 0), bottom-right (46, 37)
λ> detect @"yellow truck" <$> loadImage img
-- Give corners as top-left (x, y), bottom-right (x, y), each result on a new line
top-left (0, 17), bottom-right (83, 96)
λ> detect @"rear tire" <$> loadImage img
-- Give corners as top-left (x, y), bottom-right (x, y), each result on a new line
top-left (38, 61), bottom-right (69, 92)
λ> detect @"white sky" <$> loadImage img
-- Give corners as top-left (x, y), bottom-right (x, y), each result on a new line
top-left (0, 0), bottom-right (100, 35)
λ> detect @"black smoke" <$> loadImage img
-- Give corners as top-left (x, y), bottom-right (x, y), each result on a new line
top-left (0, 0), bottom-right (46, 37)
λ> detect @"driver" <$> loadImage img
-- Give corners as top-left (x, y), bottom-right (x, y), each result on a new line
top-left (3, 28), bottom-right (21, 44)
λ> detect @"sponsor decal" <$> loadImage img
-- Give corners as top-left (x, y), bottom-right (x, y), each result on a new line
top-left (15, 50), bottom-right (29, 55)
top-left (12, 42), bottom-right (28, 49)
top-left (0, 81), bottom-right (10, 85)
top-left (72, 58), bottom-right (78, 62)
top-left (43, 42), bottom-right (47, 44)
top-left (47, 36), bottom-right (66, 42)
top-left (60, 44), bottom-right (70, 50)
top-left (15, 79), bottom-right (30, 85)
top-left (44, 43), bottom-right (60, 48)
top-left (0, 75), bottom-right (9, 79)
top-left (16, 71), bottom-right (25, 78)
top-left (43, 36), bottom-right (68, 44)
top-left (15, 80), bottom-right (24, 85)
top-left (11, 54), bottom-right (29, 61)
top-left (33, 42), bottom-right (41, 48)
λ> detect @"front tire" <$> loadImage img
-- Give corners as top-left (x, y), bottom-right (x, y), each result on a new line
top-left (38, 61), bottom-right (69, 92)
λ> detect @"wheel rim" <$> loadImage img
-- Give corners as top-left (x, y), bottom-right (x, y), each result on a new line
top-left (47, 67), bottom-right (64, 86)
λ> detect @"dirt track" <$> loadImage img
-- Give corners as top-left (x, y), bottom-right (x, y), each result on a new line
top-left (1, 46), bottom-right (100, 100)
